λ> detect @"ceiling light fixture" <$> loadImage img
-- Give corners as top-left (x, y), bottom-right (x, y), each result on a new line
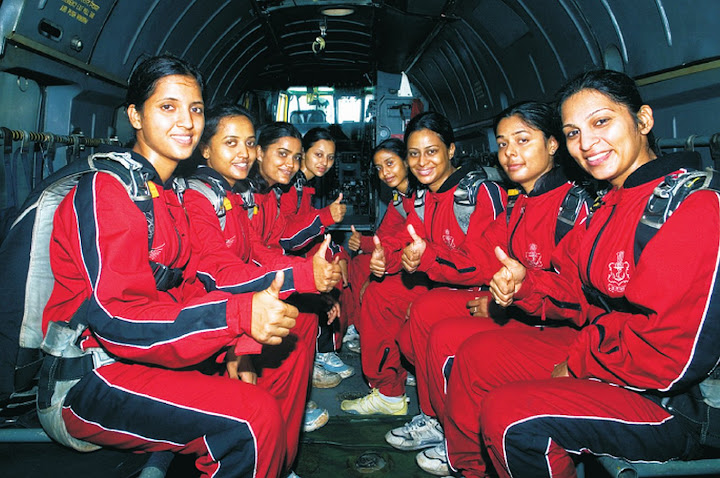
top-left (319, 6), bottom-right (355, 17)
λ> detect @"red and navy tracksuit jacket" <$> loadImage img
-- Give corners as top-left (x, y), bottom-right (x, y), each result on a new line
top-left (184, 166), bottom-right (316, 297)
top-left (42, 150), bottom-right (288, 478)
top-left (279, 171), bottom-right (339, 254)
top-left (477, 153), bottom-right (720, 478)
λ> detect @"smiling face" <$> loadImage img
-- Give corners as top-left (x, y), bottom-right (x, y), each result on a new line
top-left (561, 89), bottom-right (655, 188)
top-left (496, 114), bottom-right (557, 193)
top-left (202, 115), bottom-right (256, 186)
top-left (302, 139), bottom-right (336, 180)
top-left (373, 149), bottom-right (409, 192)
top-left (257, 136), bottom-right (302, 186)
top-left (128, 74), bottom-right (204, 181)
top-left (406, 128), bottom-right (456, 192)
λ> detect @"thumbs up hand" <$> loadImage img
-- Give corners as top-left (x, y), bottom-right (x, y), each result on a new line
top-left (312, 234), bottom-right (342, 292)
top-left (329, 193), bottom-right (347, 223)
top-left (489, 247), bottom-right (527, 307)
top-left (250, 271), bottom-right (299, 345)
top-left (401, 224), bottom-right (426, 273)
top-left (348, 225), bottom-right (362, 252)
top-left (369, 235), bottom-right (386, 277)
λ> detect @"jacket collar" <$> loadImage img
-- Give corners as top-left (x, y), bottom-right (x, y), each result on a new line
top-left (527, 166), bottom-right (568, 197)
top-left (436, 164), bottom-right (474, 194)
top-left (623, 151), bottom-right (701, 188)
top-left (194, 165), bottom-right (233, 191)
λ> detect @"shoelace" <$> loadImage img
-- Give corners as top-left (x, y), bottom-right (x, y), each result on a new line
top-left (403, 414), bottom-right (432, 431)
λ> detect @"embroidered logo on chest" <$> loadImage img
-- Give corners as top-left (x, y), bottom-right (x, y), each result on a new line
top-left (225, 236), bottom-right (236, 248)
top-left (525, 243), bottom-right (543, 269)
top-left (607, 250), bottom-right (630, 293)
top-left (442, 228), bottom-right (457, 249)
top-left (149, 243), bottom-right (165, 261)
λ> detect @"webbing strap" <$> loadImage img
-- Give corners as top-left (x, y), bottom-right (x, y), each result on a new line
top-left (13, 145), bottom-right (31, 193)
top-left (2, 127), bottom-right (16, 208)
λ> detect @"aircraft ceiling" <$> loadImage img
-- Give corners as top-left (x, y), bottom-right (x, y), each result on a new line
top-left (1, 0), bottom-right (719, 130)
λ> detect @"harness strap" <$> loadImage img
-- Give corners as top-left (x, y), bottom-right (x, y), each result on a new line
top-left (582, 284), bottom-right (642, 315)
top-left (555, 185), bottom-right (589, 245)
top-left (150, 261), bottom-right (185, 291)
top-left (50, 354), bottom-right (95, 382)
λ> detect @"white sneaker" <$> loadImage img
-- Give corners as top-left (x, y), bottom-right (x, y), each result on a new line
top-left (385, 413), bottom-right (444, 450)
top-left (406, 372), bottom-right (417, 387)
top-left (343, 324), bottom-right (359, 342)
top-left (416, 442), bottom-right (450, 476)
top-left (345, 338), bottom-right (361, 354)
top-left (303, 403), bottom-right (329, 432)
top-left (312, 363), bottom-right (341, 389)
top-left (340, 388), bottom-right (408, 415)
top-left (315, 352), bottom-right (355, 378)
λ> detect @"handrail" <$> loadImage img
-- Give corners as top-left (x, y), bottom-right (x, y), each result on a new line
top-left (0, 128), bottom-right (121, 148)
top-left (657, 133), bottom-right (720, 151)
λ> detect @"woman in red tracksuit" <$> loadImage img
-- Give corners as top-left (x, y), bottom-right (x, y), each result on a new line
top-left (39, 55), bottom-right (296, 478)
top-left (245, 123), bottom-right (350, 389)
top-left (465, 70), bottom-right (720, 478)
top-left (386, 102), bottom-right (591, 476)
top-left (280, 127), bottom-right (345, 253)
top-left (340, 112), bottom-right (506, 416)
top-left (181, 104), bottom-right (341, 463)
top-left (279, 127), bottom-right (354, 380)
top-left (346, 138), bottom-right (418, 346)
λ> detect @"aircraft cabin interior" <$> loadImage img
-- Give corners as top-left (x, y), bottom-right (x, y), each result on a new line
top-left (2, 0), bottom-right (720, 477)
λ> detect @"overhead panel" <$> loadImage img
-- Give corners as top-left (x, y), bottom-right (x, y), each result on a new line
top-left (575, 0), bottom-right (720, 78)
top-left (409, 0), bottom-right (608, 129)
top-left (473, 0), bottom-right (528, 49)
top-left (11, 0), bottom-right (114, 63)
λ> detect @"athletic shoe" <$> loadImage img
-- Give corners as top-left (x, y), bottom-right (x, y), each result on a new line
top-left (303, 404), bottom-right (329, 432)
top-left (312, 363), bottom-right (342, 389)
top-left (343, 325), bottom-right (361, 353)
top-left (345, 338), bottom-right (361, 354)
top-left (406, 372), bottom-right (417, 387)
top-left (315, 352), bottom-right (355, 378)
top-left (416, 442), bottom-right (450, 476)
top-left (343, 324), bottom-right (359, 342)
top-left (341, 388), bottom-right (408, 415)
top-left (385, 413), bottom-right (444, 450)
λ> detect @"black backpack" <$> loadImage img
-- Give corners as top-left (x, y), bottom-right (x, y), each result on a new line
top-left (0, 150), bottom-right (168, 405)
top-left (413, 168), bottom-right (497, 234)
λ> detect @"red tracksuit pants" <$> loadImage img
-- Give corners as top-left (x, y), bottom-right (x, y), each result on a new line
top-left (482, 379), bottom-right (697, 478)
top-left (444, 326), bottom-right (580, 478)
top-left (347, 253), bottom-right (372, 327)
top-left (416, 301), bottom-right (532, 423)
top-left (356, 272), bottom-right (429, 397)
top-left (406, 288), bottom-right (493, 415)
top-left (61, 312), bottom-right (317, 478)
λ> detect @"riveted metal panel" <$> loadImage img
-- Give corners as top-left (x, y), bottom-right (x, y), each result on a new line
top-left (12, 0), bottom-right (115, 63)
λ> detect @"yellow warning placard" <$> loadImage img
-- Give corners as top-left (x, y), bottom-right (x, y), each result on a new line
top-left (59, 0), bottom-right (100, 25)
